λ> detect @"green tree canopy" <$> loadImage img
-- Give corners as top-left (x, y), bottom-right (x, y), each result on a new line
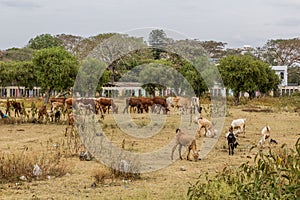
top-left (32, 47), bottom-right (79, 101)
top-left (0, 48), bottom-right (35, 62)
top-left (0, 61), bottom-right (37, 91)
top-left (74, 58), bottom-right (110, 97)
top-left (28, 34), bottom-right (62, 50)
top-left (218, 55), bottom-right (280, 104)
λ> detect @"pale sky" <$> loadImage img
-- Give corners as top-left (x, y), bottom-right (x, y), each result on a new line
top-left (0, 0), bottom-right (299, 50)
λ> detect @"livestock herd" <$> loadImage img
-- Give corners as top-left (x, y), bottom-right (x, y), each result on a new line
top-left (0, 96), bottom-right (279, 162)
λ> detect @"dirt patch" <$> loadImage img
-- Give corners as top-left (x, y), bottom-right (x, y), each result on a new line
top-left (242, 108), bottom-right (273, 113)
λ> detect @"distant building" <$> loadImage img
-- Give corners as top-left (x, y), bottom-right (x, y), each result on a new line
top-left (271, 66), bottom-right (300, 95)
top-left (272, 66), bottom-right (288, 86)
top-left (102, 82), bottom-right (146, 97)
top-left (0, 86), bottom-right (41, 98)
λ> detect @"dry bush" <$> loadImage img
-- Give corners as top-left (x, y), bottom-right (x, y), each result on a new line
top-left (61, 127), bottom-right (83, 157)
top-left (0, 149), bottom-right (69, 184)
top-left (92, 167), bottom-right (112, 184)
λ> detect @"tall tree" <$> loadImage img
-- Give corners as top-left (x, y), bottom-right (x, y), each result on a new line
top-left (74, 58), bottom-right (110, 97)
top-left (218, 55), bottom-right (280, 104)
top-left (261, 38), bottom-right (300, 67)
top-left (148, 29), bottom-right (173, 59)
top-left (89, 34), bottom-right (147, 83)
top-left (28, 34), bottom-right (62, 50)
top-left (199, 40), bottom-right (227, 59)
top-left (148, 29), bottom-right (173, 48)
top-left (32, 47), bottom-right (79, 103)
top-left (0, 48), bottom-right (35, 62)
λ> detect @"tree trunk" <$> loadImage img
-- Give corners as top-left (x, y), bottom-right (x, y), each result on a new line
top-left (44, 90), bottom-right (50, 105)
top-left (234, 91), bottom-right (240, 105)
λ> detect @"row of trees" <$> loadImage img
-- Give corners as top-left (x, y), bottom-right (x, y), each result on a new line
top-left (0, 31), bottom-right (298, 103)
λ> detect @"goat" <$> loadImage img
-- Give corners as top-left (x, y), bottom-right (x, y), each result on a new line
top-left (258, 134), bottom-right (270, 147)
top-left (226, 127), bottom-right (239, 155)
top-left (231, 118), bottom-right (246, 134)
top-left (195, 116), bottom-right (216, 137)
top-left (261, 125), bottom-right (271, 135)
top-left (171, 128), bottom-right (199, 161)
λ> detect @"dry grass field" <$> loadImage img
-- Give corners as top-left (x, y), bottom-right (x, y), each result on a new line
top-left (0, 98), bottom-right (299, 200)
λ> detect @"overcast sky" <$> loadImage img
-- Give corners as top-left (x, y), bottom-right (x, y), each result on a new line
top-left (0, 0), bottom-right (299, 50)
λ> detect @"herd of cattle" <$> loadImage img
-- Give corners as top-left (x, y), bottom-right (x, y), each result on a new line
top-left (0, 96), bottom-right (202, 124)
top-left (0, 96), bottom-right (278, 160)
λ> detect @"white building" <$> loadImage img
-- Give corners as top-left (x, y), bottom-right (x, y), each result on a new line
top-left (271, 66), bottom-right (288, 86)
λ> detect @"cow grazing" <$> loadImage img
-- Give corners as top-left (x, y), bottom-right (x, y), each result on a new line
top-left (96, 97), bottom-right (118, 114)
top-left (123, 97), bottom-right (143, 114)
top-left (6, 101), bottom-right (22, 117)
top-left (138, 97), bottom-right (155, 113)
top-left (171, 128), bottom-right (199, 161)
top-left (38, 105), bottom-right (48, 121)
top-left (152, 97), bottom-right (169, 114)
top-left (51, 101), bottom-right (64, 111)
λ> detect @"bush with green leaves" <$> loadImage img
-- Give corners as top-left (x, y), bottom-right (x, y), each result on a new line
top-left (188, 138), bottom-right (300, 200)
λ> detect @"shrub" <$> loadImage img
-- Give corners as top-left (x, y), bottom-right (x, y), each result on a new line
top-left (0, 150), bottom-right (68, 183)
top-left (187, 138), bottom-right (300, 199)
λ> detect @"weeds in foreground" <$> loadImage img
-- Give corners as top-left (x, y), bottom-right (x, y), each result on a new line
top-left (188, 138), bottom-right (300, 200)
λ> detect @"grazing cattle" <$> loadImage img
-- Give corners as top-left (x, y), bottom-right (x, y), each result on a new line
top-left (231, 118), bottom-right (246, 134)
top-left (226, 127), bottom-right (239, 155)
top-left (6, 101), bottom-right (22, 117)
top-left (96, 97), bottom-right (118, 114)
top-left (65, 98), bottom-right (73, 110)
top-left (171, 128), bottom-right (199, 161)
top-left (169, 96), bottom-right (201, 114)
top-left (123, 97), bottom-right (144, 114)
top-left (65, 98), bottom-right (97, 114)
top-left (138, 97), bottom-right (155, 113)
top-left (195, 116), bottom-right (216, 137)
top-left (152, 97), bottom-right (169, 114)
top-left (51, 101), bottom-right (65, 111)
top-left (65, 113), bottom-right (75, 136)
top-left (49, 97), bottom-right (66, 104)
top-left (38, 105), bottom-right (48, 121)
top-left (174, 97), bottom-right (191, 114)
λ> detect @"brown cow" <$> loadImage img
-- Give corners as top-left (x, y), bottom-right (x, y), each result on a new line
top-left (38, 105), bottom-right (48, 121)
top-left (49, 97), bottom-right (66, 104)
top-left (152, 97), bottom-right (169, 114)
top-left (6, 101), bottom-right (22, 117)
top-left (137, 97), bottom-right (155, 113)
top-left (123, 97), bottom-right (144, 114)
top-left (96, 98), bottom-right (118, 114)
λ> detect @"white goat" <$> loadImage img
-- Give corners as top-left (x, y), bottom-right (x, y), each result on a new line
top-left (261, 125), bottom-right (270, 135)
top-left (171, 128), bottom-right (199, 161)
top-left (258, 134), bottom-right (270, 147)
top-left (231, 118), bottom-right (246, 134)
